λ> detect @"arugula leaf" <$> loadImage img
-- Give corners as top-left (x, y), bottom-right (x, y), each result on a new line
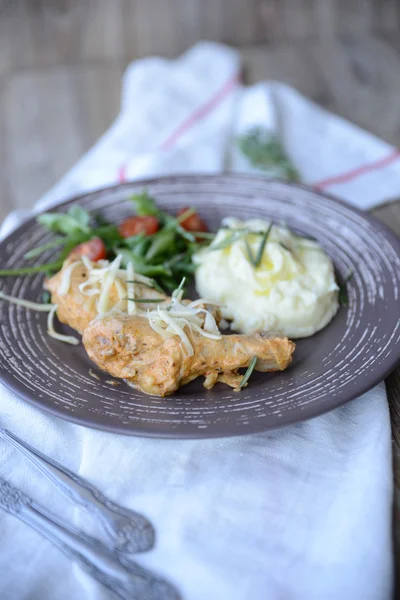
top-left (237, 127), bottom-right (300, 182)
top-left (0, 261), bottom-right (63, 276)
top-left (24, 237), bottom-right (65, 259)
top-left (117, 248), bottom-right (172, 277)
top-left (130, 191), bottom-right (160, 217)
top-left (68, 206), bottom-right (91, 229)
top-left (145, 229), bottom-right (176, 262)
top-left (38, 206), bottom-right (91, 235)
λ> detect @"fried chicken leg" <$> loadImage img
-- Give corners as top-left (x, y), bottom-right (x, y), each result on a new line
top-left (46, 259), bottom-right (166, 334)
top-left (83, 313), bottom-right (295, 396)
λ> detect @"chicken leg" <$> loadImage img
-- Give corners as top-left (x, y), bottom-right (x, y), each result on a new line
top-left (83, 313), bottom-right (295, 396)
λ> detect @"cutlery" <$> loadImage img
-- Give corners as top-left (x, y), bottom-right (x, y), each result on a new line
top-left (0, 426), bottom-right (154, 553)
top-left (0, 477), bottom-right (178, 600)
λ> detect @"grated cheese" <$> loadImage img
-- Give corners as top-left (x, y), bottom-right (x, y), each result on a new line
top-left (0, 257), bottom-right (224, 352)
top-left (126, 261), bottom-right (135, 315)
top-left (47, 304), bottom-right (79, 345)
top-left (58, 261), bottom-right (81, 296)
top-left (146, 283), bottom-right (222, 356)
top-left (0, 290), bottom-right (54, 312)
top-left (72, 254), bottom-right (156, 317)
top-left (0, 290), bottom-right (79, 345)
top-left (96, 255), bottom-right (123, 314)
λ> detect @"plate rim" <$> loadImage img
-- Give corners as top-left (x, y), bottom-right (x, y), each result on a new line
top-left (1, 173), bottom-right (400, 438)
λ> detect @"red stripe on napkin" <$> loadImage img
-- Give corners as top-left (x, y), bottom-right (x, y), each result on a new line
top-left (314, 148), bottom-right (400, 190)
top-left (115, 73), bottom-right (239, 183)
top-left (117, 164), bottom-right (127, 183)
top-left (160, 74), bottom-right (239, 150)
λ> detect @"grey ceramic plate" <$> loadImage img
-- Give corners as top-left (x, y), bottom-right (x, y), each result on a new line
top-left (1, 175), bottom-right (400, 438)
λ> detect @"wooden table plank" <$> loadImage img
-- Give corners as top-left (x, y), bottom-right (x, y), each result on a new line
top-left (1, 63), bottom-right (123, 212)
top-left (309, 35), bottom-right (400, 146)
top-left (241, 43), bottom-right (330, 104)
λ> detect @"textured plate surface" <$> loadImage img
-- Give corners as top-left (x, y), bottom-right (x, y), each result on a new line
top-left (1, 175), bottom-right (400, 438)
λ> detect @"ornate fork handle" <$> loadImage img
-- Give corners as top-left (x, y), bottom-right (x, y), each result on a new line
top-left (0, 427), bottom-right (153, 553)
top-left (0, 478), bottom-right (178, 600)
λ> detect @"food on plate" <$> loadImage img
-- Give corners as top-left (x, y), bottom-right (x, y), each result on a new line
top-left (44, 255), bottom-right (294, 394)
top-left (2, 190), bottom-right (349, 395)
top-left (83, 302), bottom-right (295, 397)
top-left (0, 191), bottom-right (213, 292)
top-left (46, 255), bottom-right (167, 334)
top-left (193, 218), bottom-right (339, 339)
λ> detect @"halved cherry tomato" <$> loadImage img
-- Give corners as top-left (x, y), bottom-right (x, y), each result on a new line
top-left (177, 207), bottom-right (208, 233)
top-left (118, 215), bottom-right (159, 238)
top-left (69, 237), bottom-right (107, 262)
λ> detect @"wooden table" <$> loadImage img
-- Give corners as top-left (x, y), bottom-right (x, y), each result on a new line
top-left (1, 24), bottom-right (400, 587)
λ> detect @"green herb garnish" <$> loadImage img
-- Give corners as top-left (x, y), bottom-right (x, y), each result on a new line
top-left (172, 277), bottom-right (186, 299)
top-left (41, 290), bottom-right (51, 304)
top-left (130, 190), bottom-right (160, 217)
top-left (24, 237), bottom-right (65, 259)
top-left (37, 206), bottom-right (91, 235)
top-left (239, 356), bottom-right (258, 389)
top-left (125, 298), bottom-right (165, 303)
top-left (244, 239), bottom-right (257, 267)
top-left (237, 127), bottom-right (300, 182)
top-left (254, 223), bottom-right (273, 267)
top-left (126, 279), bottom-right (165, 294)
top-left (3, 190), bottom-right (214, 291)
top-left (339, 272), bottom-right (353, 307)
top-left (0, 261), bottom-right (63, 276)
top-left (210, 229), bottom-right (250, 251)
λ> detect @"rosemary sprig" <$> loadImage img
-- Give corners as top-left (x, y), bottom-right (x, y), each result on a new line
top-left (254, 223), bottom-right (273, 267)
top-left (239, 356), bottom-right (258, 389)
top-left (125, 298), bottom-right (165, 303)
top-left (237, 127), bottom-right (300, 182)
top-left (339, 272), bottom-right (353, 307)
top-left (244, 224), bottom-right (273, 268)
top-left (244, 239), bottom-right (257, 267)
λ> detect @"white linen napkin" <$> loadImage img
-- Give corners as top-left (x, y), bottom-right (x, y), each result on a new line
top-left (0, 42), bottom-right (395, 600)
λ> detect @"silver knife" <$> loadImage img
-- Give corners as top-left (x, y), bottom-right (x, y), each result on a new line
top-left (0, 426), bottom-right (154, 553)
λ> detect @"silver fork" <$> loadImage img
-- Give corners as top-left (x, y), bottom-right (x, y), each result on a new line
top-left (0, 426), bottom-right (154, 553)
top-left (0, 477), bottom-right (178, 600)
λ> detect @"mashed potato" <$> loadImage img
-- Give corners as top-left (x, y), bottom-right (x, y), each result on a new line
top-left (193, 218), bottom-right (339, 339)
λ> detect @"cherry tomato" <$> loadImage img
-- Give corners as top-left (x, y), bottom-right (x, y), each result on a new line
top-left (177, 207), bottom-right (208, 234)
top-left (69, 237), bottom-right (107, 262)
top-left (118, 215), bottom-right (159, 238)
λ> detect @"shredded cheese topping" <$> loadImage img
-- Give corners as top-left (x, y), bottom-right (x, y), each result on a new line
top-left (0, 291), bottom-right (79, 345)
top-left (61, 254), bottom-right (157, 316)
top-left (147, 285), bottom-right (222, 356)
top-left (47, 304), bottom-right (80, 345)
top-left (0, 256), bottom-right (223, 353)
top-left (0, 290), bottom-right (54, 312)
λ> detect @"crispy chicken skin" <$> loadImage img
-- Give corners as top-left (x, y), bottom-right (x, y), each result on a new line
top-left (46, 260), bottom-right (166, 334)
top-left (83, 313), bottom-right (295, 396)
